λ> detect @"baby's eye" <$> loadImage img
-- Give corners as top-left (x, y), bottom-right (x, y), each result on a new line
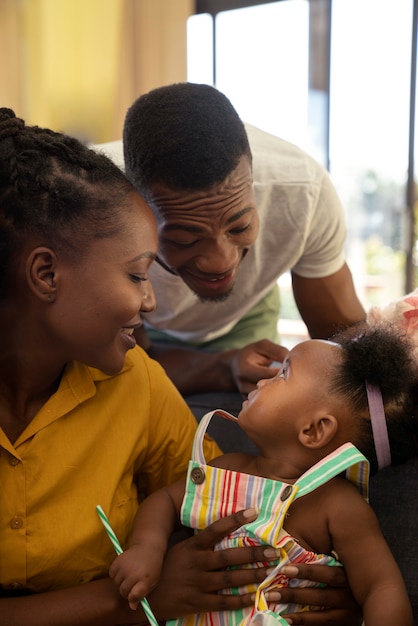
top-left (278, 363), bottom-right (288, 379)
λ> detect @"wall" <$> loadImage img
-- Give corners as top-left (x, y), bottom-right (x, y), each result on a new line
top-left (0, 0), bottom-right (193, 142)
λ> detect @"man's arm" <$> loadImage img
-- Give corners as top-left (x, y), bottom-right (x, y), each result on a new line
top-left (292, 263), bottom-right (366, 339)
top-left (134, 326), bottom-right (287, 395)
top-left (135, 325), bottom-right (238, 393)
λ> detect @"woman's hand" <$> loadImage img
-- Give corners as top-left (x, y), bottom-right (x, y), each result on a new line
top-left (146, 509), bottom-right (277, 621)
top-left (145, 511), bottom-right (362, 625)
top-left (277, 563), bottom-right (363, 625)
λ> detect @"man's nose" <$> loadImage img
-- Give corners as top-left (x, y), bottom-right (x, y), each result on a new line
top-left (196, 238), bottom-right (240, 273)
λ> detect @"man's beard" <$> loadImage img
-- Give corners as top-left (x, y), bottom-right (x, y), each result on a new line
top-left (196, 287), bottom-right (233, 303)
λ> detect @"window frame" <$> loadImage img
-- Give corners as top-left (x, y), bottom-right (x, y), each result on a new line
top-left (192, 0), bottom-right (418, 293)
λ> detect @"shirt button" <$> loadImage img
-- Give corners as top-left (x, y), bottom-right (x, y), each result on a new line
top-left (9, 456), bottom-right (20, 466)
top-left (191, 467), bottom-right (205, 484)
top-left (10, 517), bottom-right (24, 530)
top-left (280, 485), bottom-right (293, 501)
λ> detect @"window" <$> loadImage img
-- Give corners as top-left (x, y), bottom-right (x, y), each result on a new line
top-left (188, 0), bottom-right (417, 344)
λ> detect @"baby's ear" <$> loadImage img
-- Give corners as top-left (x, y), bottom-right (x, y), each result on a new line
top-left (298, 414), bottom-right (338, 449)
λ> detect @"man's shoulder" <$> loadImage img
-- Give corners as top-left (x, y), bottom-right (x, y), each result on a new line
top-left (245, 123), bottom-right (325, 185)
top-left (245, 123), bottom-right (297, 150)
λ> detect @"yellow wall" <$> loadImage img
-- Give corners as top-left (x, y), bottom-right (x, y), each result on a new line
top-left (0, 0), bottom-right (193, 142)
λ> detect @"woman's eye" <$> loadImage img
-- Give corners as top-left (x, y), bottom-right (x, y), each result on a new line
top-left (130, 274), bottom-right (147, 283)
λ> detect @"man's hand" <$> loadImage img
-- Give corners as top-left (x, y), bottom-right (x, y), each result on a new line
top-left (230, 339), bottom-right (289, 395)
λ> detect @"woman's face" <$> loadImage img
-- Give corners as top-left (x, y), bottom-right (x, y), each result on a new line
top-left (48, 192), bottom-right (158, 374)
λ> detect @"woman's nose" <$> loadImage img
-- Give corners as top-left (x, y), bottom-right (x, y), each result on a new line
top-left (141, 282), bottom-right (156, 312)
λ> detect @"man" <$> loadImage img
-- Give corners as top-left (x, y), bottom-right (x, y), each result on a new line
top-left (99, 82), bottom-right (365, 432)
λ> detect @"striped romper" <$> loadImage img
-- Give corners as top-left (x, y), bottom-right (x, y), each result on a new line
top-left (167, 410), bottom-right (369, 626)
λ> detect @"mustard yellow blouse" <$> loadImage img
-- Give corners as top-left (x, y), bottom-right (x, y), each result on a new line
top-left (0, 347), bottom-right (220, 593)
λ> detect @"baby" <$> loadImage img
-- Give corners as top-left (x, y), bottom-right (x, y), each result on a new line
top-left (109, 324), bottom-right (415, 626)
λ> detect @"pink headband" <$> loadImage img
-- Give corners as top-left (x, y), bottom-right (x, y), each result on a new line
top-left (366, 382), bottom-right (391, 470)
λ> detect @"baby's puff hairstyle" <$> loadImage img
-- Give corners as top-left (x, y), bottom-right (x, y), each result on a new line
top-left (330, 323), bottom-right (417, 474)
top-left (0, 108), bottom-right (134, 298)
top-left (123, 82), bottom-right (252, 197)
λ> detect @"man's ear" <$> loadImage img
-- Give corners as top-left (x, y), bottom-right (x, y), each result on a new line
top-left (298, 414), bottom-right (338, 449)
top-left (26, 246), bottom-right (58, 302)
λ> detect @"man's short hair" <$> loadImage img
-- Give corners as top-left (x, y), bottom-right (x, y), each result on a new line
top-left (123, 82), bottom-right (252, 197)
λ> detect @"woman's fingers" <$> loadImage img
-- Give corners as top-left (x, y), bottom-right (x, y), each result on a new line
top-left (277, 564), bottom-right (362, 626)
top-left (281, 563), bottom-right (348, 588)
top-left (191, 508), bottom-right (258, 550)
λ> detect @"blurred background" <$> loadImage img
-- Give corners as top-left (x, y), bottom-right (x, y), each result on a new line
top-left (1, 0), bottom-right (417, 343)
top-left (0, 0), bottom-right (192, 142)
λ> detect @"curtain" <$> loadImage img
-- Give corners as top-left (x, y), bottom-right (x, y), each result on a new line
top-left (0, 0), bottom-right (193, 142)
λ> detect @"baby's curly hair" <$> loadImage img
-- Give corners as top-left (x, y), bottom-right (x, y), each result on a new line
top-left (330, 323), bottom-right (417, 474)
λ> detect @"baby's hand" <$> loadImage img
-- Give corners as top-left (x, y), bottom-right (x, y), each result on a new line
top-left (109, 544), bottom-right (162, 610)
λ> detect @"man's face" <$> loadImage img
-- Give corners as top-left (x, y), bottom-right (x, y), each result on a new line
top-left (146, 156), bottom-right (259, 301)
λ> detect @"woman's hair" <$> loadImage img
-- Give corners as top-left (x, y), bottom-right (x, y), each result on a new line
top-left (0, 108), bottom-right (134, 297)
top-left (123, 82), bottom-right (252, 198)
top-left (330, 323), bottom-right (417, 474)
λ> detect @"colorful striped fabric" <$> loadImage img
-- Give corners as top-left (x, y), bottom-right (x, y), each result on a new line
top-left (167, 410), bottom-right (369, 626)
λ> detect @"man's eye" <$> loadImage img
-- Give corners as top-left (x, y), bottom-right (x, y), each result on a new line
top-left (230, 224), bottom-right (250, 236)
top-left (167, 239), bottom-right (198, 248)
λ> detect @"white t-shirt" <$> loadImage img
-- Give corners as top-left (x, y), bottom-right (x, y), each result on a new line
top-left (95, 125), bottom-right (346, 344)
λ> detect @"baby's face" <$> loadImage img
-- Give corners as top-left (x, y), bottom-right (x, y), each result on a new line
top-left (238, 340), bottom-right (342, 444)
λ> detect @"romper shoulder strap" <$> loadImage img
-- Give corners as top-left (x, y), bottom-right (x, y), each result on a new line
top-left (192, 413), bottom-right (370, 500)
top-left (294, 443), bottom-right (370, 501)
top-left (192, 410), bottom-right (238, 464)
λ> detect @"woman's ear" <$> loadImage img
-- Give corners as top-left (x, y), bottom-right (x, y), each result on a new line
top-left (298, 414), bottom-right (338, 449)
top-left (26, 246), bottom-right (58, 302)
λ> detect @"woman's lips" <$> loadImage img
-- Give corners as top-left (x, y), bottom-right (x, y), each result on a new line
top-left (121, 327), bottom-right (137, 349)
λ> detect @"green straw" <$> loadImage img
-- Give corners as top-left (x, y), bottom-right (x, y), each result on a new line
top-left (96, 504), bottom-right (159, 626)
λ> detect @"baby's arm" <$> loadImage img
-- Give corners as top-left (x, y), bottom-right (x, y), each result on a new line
top-left (328, 480), bottom-right (413, 626)
top-left (109, 478), bottom-right (186, 610)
